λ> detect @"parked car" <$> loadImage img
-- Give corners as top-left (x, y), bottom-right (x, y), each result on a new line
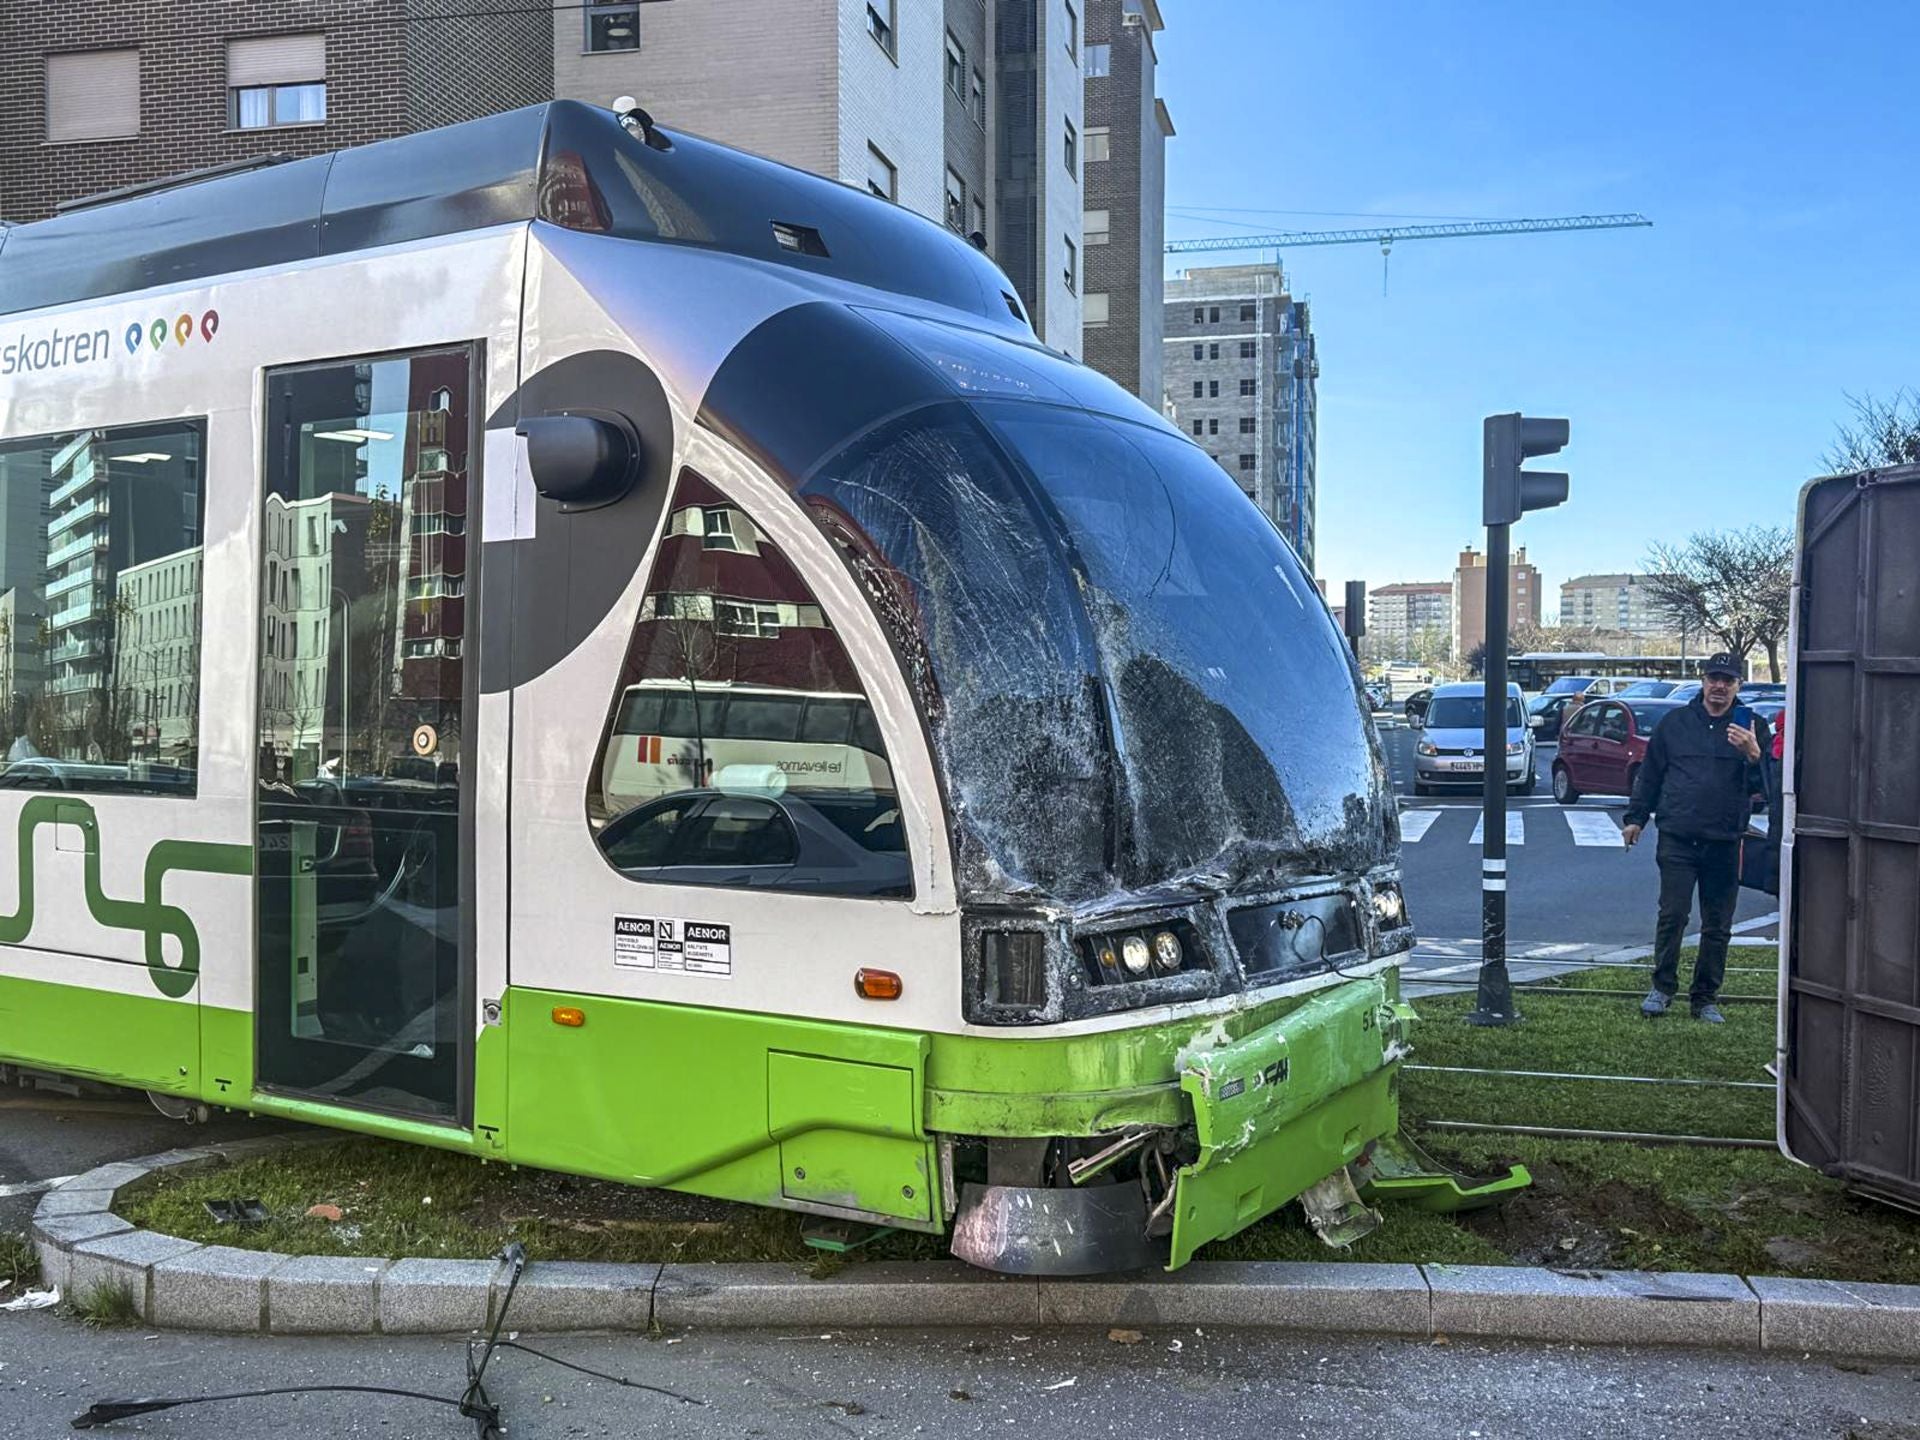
top-left (1526, 692), bottom-right (1579, 742)
top-left (1413, 682), bottom-right (1534, 796)
top-left (1364, 680), bottom-right (1392, 711)
top-left (1540, 675), bottom-right (1605, 700)
top-left (1614, 679), bottom-right (1686, 699)
top-left (1742, 682), bottom-right (1787, 703)
top-left (1666, 681), bottom-right (1702, 704)
top-left (1551, 697), bottom-right (1687, 802)
top-left (1404, 687), bottom-right (1433, 724)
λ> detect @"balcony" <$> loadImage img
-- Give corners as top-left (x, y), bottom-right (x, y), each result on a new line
top-left (46, 530), bottom-right (107, 569)
top-left (49, 598), bottom-right (95, 630)
top-left (45, 566), bottom-right (97, 601)
top-left (48, 672), bottom-right (101, 696)
top-left (49, 458), bottom-right (103, 508)
top-left (47, 497), bottom-right (105, 540)
top-left (47, 637), bottom-right (103, 665)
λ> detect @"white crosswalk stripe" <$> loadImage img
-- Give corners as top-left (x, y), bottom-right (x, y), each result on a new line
top-left (1564, 809), bottom-right (1625, 847)
top-left (1468, 811), bottom-right (1525, 846)
top-left (1399, 810), bottom-right (1442, 842)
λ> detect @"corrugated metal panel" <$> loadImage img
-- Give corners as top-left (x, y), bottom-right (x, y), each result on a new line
top-left (226, 34), bottom-right (327, 87)
top-left (45, 50), bottom-right (141, 143)
top-left (1783, 462), bottom-right (1920, 1209)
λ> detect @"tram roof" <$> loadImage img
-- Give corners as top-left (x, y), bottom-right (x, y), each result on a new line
top-left (0, 101), bottom-right (1028, 330)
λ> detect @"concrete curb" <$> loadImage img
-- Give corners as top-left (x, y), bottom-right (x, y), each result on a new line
top-left (29, 1144), bottom-right (1920, 1356)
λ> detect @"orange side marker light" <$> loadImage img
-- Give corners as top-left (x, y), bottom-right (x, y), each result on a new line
top-left (854, 969), bottom-right (903, 1001)
top-left (551, 1006), bottom-right (587, 1027)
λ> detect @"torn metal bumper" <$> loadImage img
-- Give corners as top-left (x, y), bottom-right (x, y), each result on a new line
top-left (1168, 977), bottom-right (1412, 1268)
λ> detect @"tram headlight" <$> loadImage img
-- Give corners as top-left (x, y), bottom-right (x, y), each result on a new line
top-left (1151, 930), bottom-right (1183, 973)
top-left (1120, 935), bottom-right (1152, 976)
top-left (1371, 883), bottom-right (1408, 930)
top-left (1095, 939), bottom-right (1121, 975)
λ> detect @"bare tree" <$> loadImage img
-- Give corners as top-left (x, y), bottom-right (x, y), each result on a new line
top-left (1643, 527), bottom-right (1794, 681)
top-left (1825, 389), bottom-right (1920, 473)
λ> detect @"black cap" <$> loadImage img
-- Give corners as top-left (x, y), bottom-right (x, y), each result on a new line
top-left (1701, 652), bottom-right (1741, 679)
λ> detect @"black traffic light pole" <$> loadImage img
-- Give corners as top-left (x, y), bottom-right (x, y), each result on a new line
top-left (1466, 413), bottom-right (1569, 1027)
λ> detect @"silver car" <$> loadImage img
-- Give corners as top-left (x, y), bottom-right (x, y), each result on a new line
top-left (1413, 682), bottom-right (1536, 796)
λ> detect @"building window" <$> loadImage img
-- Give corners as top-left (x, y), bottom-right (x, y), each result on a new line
top-left (227, 35), bottom-right (327, 129)
top-left (1064, 1), bottom-right (1078, 60)
top-left (584, 0), bottom-right (640, 52)
top-left (1084, 126), bottom-right (1110, 163)
top-left (1208, 419), bottom-right (1219, 436)
top-left (1191, 420), bottom-right (1203, 436)
top-left (1239, 454), bottom-right (1256, 471)
top-left (1190, 344), bottom-right (1203, 360)
top-left (1208, 380), bottom-right (1220, 397)
top-left (1208, 306), bottom-right (1220, 322)
top-left (1085, 42), bottom-right (1109, 77)
top-left (1208, 343), bottom-right (1220, 360)
top-left (867, 1), bottom-right (896, 58)
top-left (588, 470), bottom-right (906, 899)
top-left (1083, 292), bottom-right (1110, 327)
top-left (1084, 208), bottom-right (1109, 245)
top-left (1063, 235), bottom-right (1077, 293)
top-left (1192, 307), bottom-right (1205, 324)
top-left (1240, 378), bottom-right (1256, 396)
top-left (865, 143), bottom-right (896, 201)
top-left (945, 31), bottom-right (965, 95)
top-left (944, 167), bottom-right (966, 231)
top-left (1240, 303), bottom-right (1255, 321)
top-left (1063, 117), bottom-right (1077, 177)
top-left (1192, 381), bottom-right (1203, 399)
top-left (970, 68), bottom-right (987, 127)
top-left (45, 49), bottom-right (141, 142)
top-left (1240, 417), bottom-right (1256, 434)
top-left (1240, 340), bottom-right (1256, 358)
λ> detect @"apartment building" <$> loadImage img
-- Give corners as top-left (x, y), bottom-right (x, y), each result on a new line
top-left (1452, 545), bottom-right (1542, 662)
top-left (1368, 581), bottom-right (1453, 650)
top-left (0, 0), bottom-right (551, 223)
top-left (1078, 0), bottom-right (1172, 401)
top-left (1162, 262), bottom-right (1321, 568)
top-left (1559, 572), bottom-right (1676, 639)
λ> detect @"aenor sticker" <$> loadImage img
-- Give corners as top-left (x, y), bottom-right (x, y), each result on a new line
top-left (613, 915), bottom-right (733, 977)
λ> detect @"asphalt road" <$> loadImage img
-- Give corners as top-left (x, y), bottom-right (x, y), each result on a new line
top-left (1373, 714), bottom-right (1775, 949)
top-left (5, 1306), bottom-right (1918, 1440)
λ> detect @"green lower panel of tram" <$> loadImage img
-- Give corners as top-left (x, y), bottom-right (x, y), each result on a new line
top-left (2, 969), bottom-right (1408, 1267)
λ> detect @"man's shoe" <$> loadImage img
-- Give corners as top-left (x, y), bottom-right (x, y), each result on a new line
top-left (1692, 1003), bottom-right (1726, 1024)
top-left (1641, 989), bottom-right (1672, 1017)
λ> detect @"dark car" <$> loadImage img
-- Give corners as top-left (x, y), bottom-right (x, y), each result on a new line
top-left (1552, 698), bottom-right (1686, 802)
top-left (597, 786), bottom-right (910, 897)
top-left (1404, 687), bottom-right (1433, 724)
top-left (1526, 692), bottom-right (1579, 742)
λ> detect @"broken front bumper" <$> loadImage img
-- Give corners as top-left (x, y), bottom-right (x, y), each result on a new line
top-left (1169, 974), bottom-right (1412, 1268)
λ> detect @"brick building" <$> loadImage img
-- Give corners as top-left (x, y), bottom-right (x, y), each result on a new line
top-left (1078, 0), bottom-right (1171, 402)
top-left (0, 0), bottom-right (550, 224)
top-left (1559, 571), bottom-right (1676, 640)
top-left (1367, 581), bottom-right (1453, 651)
top-left (1452, 544), bottom-right (1542, 662)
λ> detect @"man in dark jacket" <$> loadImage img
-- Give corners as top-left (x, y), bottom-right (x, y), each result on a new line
top-left (1622, 653), bottom-right (1770, 1023)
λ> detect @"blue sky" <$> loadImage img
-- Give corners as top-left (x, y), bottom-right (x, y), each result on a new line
top-left (1154, 2), bottom-right (1919, 608)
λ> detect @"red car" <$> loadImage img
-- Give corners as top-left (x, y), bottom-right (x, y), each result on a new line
top-left (1552, 698), bottom-right (1686, 802)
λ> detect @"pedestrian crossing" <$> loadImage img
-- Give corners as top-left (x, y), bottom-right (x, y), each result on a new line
top-left (1400, 806), bottom-right (1627, 847)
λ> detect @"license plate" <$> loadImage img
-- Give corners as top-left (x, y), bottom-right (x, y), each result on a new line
top-left (1447, 760), bottom-right (1482, 772)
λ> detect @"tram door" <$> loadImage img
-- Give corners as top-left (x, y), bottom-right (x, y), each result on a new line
top-left (252, 348), bottom-right (478, 1124)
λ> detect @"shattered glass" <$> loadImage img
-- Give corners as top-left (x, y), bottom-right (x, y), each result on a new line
top-left (801, 399), bottom-right (1393, 909)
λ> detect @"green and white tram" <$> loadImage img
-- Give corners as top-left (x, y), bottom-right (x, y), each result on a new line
top-left (0, 102), bottom-right (1425, 1273)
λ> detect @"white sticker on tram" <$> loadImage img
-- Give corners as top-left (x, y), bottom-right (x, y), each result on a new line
top-left (614, 915), bottom-right (734, 977)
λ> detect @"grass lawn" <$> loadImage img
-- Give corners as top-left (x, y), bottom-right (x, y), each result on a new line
top-left (119, 944), bottom-right (1920, 1284)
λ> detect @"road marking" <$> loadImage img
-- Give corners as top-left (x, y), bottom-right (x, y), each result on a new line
top-left (1469, 812), bottom-right (1525, 845)
top-left (0, 1175), bottom-right (76, 1200)
top-left (1399, 810), bottom-right (1441, 842)
top-left (1565, 810), bottom-right (1625, 847)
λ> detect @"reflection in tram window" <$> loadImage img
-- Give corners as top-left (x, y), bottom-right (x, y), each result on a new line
top-left (587, 471), bottom-right (908, 898)
top-left (254, 348), bottom-right (473, 1121)
top-left (0, 421), bottom-right (206, 796)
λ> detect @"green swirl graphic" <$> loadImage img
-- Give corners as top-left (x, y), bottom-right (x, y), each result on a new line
top-left (0, 796), bottom-right (252, 1000)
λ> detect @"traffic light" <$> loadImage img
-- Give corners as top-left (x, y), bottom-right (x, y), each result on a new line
top-left (1483, 413), bottom-right (1570, 526)
top-left (1344, 580), bottom-right (1366, 652)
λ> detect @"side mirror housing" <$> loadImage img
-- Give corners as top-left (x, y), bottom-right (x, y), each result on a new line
top-left (517, 410), bottom-right (644, 511)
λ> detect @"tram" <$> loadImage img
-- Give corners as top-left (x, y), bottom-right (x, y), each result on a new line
top-left (0, 101), bottom-right (1423, 1273)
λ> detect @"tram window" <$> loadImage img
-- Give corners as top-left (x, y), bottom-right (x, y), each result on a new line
top-left (588, 470), bottom-right (909, 898)
top-left (0, 420), bottom-right (207, 796)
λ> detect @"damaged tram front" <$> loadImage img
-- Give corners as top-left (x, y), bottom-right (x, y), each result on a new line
top-left (693, 303), bottom-right (1417, 1271)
